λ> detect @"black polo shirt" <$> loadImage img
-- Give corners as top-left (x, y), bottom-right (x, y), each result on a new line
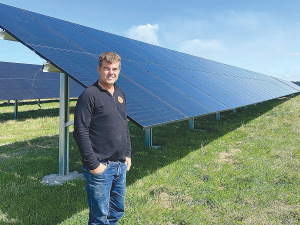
top-left (73, 81), bottom-right (131, 170)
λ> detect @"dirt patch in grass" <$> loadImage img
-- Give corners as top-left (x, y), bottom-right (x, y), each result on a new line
top-left (217, 148), bottom-right (242, 163)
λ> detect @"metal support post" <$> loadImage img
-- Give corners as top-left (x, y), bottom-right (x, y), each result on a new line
top-left (245, 106), bottom-right (247, 110)
top-left (7, 100), bottom-right (10, 105)
top-left (14, 100), bottom-right (18, 119)
top-left (233, 109), bottom-right (236, 114)
top-left (59, 73), bottom-right (70, 175)
top-left (189, 118), bottom-right (194, 129)
top-left (216, 112), bottom-right (220, 120)
top-left (145, 128), bottom-right (153, 147)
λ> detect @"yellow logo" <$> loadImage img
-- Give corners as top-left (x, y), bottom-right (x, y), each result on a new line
top-left (118, 96), bottom-right (124, 104)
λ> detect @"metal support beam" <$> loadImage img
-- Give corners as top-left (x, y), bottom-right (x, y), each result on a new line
top-left (59, 73), bottom-right (70, 175)
top-left (0, 30), bottom-right (17, 41)
top-left (189, 118), bottom-right (194, 130)
top-left (145, 128), bottom-right (153, 147)
top-left (14, 100), bottom-right (18, 119)
top-left (245, 106), bottom-right (247, 110)
top-left (216, 112), bottom-right (220, 120)
top-left (233, 109), bottom-right (236, 114)
top-left (43, 62), bottom-right (62, 73)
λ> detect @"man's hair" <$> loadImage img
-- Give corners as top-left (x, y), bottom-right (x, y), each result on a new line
top-left (98, 52), bottom-right (121, 68)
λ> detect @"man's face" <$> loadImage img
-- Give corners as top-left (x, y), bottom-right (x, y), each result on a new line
top-left (97, 60), bottom-right (120, 88)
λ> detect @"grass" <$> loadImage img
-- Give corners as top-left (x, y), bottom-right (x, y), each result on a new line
top-left (0, 93), bottom-right (300, 224)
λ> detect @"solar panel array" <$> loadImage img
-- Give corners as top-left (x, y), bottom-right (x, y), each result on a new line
top-left (0, 61), bottom-right (84, 101)
top-left (0, 3), bottom-right (299, 128)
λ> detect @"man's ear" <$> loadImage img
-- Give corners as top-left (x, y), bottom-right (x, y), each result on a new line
top-left (97, 65), bottom-right (101, 73)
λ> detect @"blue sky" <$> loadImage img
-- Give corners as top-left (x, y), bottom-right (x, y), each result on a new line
top-left (0, 0), bottom-right (299, 81)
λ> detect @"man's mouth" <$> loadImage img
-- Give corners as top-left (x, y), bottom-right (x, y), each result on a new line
top-left (107, 76), bottom-right (115, 80)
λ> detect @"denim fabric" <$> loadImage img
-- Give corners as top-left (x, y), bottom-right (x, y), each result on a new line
top-left (83, 161), bottom-right (127, 225)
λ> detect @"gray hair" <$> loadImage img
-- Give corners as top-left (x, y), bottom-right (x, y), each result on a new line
top-left (98, 52), bottom-right (121, 68)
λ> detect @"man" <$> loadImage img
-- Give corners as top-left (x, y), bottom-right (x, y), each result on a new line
top-left (73, 52), bottom-right (132, 225)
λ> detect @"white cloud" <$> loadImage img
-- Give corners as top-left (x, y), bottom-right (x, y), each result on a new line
top-left (179, 39), bottom-right (224, 56)
top-left (125, 23), bottom-right (160, 45)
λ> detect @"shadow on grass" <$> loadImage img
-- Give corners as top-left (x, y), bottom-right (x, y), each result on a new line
top-left (0, 135), bottom-right (86, 224)
top-left (0, 94), bottom-right (297, 224)
top-left (0, 99), bottom-right (77, 122)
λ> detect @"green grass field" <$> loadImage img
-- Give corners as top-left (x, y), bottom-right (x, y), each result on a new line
top-left (0, 93), bottom-right (299, 224)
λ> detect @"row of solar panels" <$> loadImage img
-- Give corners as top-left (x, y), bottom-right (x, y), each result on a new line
top-left (0, 61), bottom-right (84, 101)
top-left (0, 3), bottom-right (299, 129)
top-left (293, 81), bottom-right (300, 86)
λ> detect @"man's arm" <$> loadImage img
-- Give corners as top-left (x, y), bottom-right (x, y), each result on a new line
top-left (124, 93), bottom-right (132, 172)
top-left (125, 121), bottom-right (132, 171)
top-left (73, 90), bottom-right (100, 170)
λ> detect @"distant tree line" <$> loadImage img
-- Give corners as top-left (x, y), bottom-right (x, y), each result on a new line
top-left (292, 81), bottom-right (300, 86)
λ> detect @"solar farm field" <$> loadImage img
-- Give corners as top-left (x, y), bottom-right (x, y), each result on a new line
top-left (0, 93), bottom-right (299, 224)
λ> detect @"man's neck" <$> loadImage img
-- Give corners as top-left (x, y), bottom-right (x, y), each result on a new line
top-left (98, 80), bottom-right (114, 95)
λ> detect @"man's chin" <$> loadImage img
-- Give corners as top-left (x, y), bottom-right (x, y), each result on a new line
top-left (107, 79), bottom-right (116, 84)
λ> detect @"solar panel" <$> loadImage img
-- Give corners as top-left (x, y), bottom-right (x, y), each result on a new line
top-left (0, 3), bottom-right (299, 129)
top-left (0, 61), bottom-right (84, 101)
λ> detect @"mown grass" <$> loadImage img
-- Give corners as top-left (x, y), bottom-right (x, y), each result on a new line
top-left (0, 93), bottom-right (299, 224)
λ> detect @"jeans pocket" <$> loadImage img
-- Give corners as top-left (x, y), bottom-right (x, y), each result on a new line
top-left (90, 163), bottom-right (107, 176)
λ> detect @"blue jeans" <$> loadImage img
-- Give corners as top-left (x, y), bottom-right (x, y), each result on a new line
top-left (83, 161), bottom-right (127, 225)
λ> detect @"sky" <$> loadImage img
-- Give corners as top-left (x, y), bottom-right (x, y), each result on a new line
top-left (0, 0), bottom-right (299, 81)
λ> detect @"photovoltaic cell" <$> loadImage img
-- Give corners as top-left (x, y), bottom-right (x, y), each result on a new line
top-left (0, 3), bottom-right (299, 129)
top-left (136, 62), bottom-right (230, 112)
top-left (120, 59), bottom-right (212, 118)
top-left (117, 75), bottom-right (186, 127)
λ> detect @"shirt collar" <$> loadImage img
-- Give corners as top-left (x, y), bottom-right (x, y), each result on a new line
top-left (92, 81), bottom-right (119, 93)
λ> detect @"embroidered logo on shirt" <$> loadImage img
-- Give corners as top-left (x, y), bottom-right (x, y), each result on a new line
top-left (118, 96), bottom-right (124, 104)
